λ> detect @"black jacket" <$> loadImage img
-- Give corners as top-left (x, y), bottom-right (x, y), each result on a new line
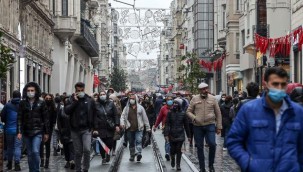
top-left (164, 110), bottom-right (191, 142)
top-left (57, 105), bottom-right (72, 144)
top-left (64, 94), bottom-right (96, 131)
top-left (220, 101), bottom-right (233, 127)
top-left (93, 100), bottom-right (119, 138)
top-left (17, 99), bottom-right (49, 137)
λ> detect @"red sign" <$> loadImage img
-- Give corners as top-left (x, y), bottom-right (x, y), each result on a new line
top-left (179, 44), bottom-right (184, 49)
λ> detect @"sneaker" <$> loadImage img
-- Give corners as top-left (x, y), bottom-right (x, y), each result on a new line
top-left (106, 154), bottom-right (110, 162)
top-left (223, 147), bottom-right (227, 151)
top-left (177, 165), bottom-right (181, 171)
top-left (102, 158), bottom-right (107, 164)
top-left (70, 161), bottom-right (75, 170)
top-left (14, 162), bottom-right (21, 171)
top-left (137, 154), bottom-right (142, 162)
top-left (7, 161), bottom-right (12, 170)
top-left (165, 153), bottom-right (170, 161)
top-left (64, 161), bottom-right (70, 168)
top-left (209, 165), bottom-right (215, 172)
top-left (129, 155), bottom-right (135, 161)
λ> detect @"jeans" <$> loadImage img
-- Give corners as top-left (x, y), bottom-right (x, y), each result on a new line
top-left (165, 138), bottom-right (170, 154)
top-left (223, 126), bottom-right (230, 148)
top-left (127, 130), bottom-right (143, 156)
top-left (5, 134), bottom-right (22, 163)
top-left (71, 130), bottom-right (91, 171)
top-left (52, 129), bottom-right (59, 150)
top-left (193, 124), bottom-right (216, 170)
top-left (24, 134), bottom-right (42, 172)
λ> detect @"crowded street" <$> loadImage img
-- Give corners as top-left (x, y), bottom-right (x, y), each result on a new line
top-left (1, 0), bottom-right (303, 172)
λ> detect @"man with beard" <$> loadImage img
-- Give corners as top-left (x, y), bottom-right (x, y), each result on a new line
top-left (186, 82), bottom-right (222, 172)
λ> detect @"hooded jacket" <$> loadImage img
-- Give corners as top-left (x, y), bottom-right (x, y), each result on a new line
top-left (17, 82), bottom-right (49, 136)
top-left (1, 98), bottom-right (20, 134)
top-left (64, 94), bottom-right (96, 131)
top-left (164, 101), bottom-right (191, 142)
top-left (227, 95), bottom-right (303, 172)
top-left (120, 95), bottom-right (151, 131)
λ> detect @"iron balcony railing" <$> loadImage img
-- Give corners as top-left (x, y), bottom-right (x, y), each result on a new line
top-left (79, 20), bottom-right (99, 57)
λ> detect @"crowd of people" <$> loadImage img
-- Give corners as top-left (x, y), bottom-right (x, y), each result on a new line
top-left (0, 67), bottom-right (303, 172)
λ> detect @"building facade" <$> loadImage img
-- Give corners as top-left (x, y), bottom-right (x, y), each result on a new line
top-left (51, 0), bottom-right (100, 95)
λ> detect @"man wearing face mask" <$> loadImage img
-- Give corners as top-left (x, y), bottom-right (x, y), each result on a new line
top-left (64, 82), bottom-right (96, 172)
top-left (153, 94), bottom-right (174, 161)
top-left (17, 82), bottom-right (49, 172)
top-left (227, 67), bottom-right (303, 172)
top-left (120, 94), bottom-right (151, 162)
top-left (186, 83), bottom-right (222, 172)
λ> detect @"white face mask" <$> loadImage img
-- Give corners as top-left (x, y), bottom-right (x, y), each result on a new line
top-left (99, 95), bottom-right (106, 101)
top-left (27, 92), bottom-right (35, 98)
top-left (222, 98), bottom-right (226, 101)
top-left (130, 99), bottom-right (136, 105)
top-left (77, 92), bottom-right (85, 98)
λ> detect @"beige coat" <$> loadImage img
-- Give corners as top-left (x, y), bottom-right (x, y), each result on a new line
top-left (186, 94), bottom-right (222, 129)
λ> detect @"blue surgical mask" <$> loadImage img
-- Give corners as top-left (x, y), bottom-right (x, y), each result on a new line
top-left (167, 100), bottom-right (173, 106)
top-left (268, 88), bottom-right (287, 103)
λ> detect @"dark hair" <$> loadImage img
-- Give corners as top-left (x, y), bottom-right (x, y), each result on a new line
top-left (246, 82), bottom-right (259, 98)
top-left (264, 67), bottom-right (288, 82)
top-left (225, 95), bottom-right (232, 102)
top-left (221, 93), bottom-right (226, 97)
top-left (232, 98), bottom-right (239, 105)
top-left (22, 82), bottom-right (42, 99)
top-left (290, 87), bottom-right (303, 103)
top-left (75, 82), bottom-right (85, 89)
top-left (12, 90), bottom-right (21, 98)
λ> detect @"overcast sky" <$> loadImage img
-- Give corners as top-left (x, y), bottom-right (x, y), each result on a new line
top-left (109, 0), bottom-right (172, 9)
top-left (109, 0), bottom-right (172, 62)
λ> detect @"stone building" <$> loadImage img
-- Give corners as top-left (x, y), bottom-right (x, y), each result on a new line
top-left (51, 0), bottom-right (100, 95)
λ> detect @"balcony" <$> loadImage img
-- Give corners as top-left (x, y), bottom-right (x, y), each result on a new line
top-left (75, 20), bottom-right (99, 57)
top-left (53, 16), bottom-right (77, 41)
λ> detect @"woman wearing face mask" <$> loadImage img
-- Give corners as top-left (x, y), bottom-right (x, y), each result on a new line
top-left (40, 94), bottom-right (57, 168)
top-left (219, 95), bottom-right (233, 151)
top-left (164, 98), bottom-right (191, 171)
top-left (93, 91), bottom-right (120, 164)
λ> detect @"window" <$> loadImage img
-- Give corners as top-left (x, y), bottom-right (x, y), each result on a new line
top-left (236, 33), bottom-right (240, 52)
top-left (113, 23), bottom-right (118, 34)
top-left (241, 30), bottom-right (245, 53)
top-left (222, 5), bottom-right (226, 29)
top-left (236, 0), bottom-right (240, 11)
top-left (52, 0), bottom-right (56, 15)
top-left (114, 36), bottom-right (118, 46)
top-left (62, 0), bottom-right (68, 16)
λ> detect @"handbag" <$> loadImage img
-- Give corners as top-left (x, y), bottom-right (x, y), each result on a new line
top-left (101, 105), bottom-right (115, 129)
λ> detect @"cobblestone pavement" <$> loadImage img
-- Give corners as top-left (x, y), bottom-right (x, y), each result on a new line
top-left (2, 135), bottom-right (240, 172)
top-left (183, 135), bottom-right (241, 172)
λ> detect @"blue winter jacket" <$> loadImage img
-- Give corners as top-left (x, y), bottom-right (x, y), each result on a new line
top-left (0, 98), bottom-right (20, 134)
top-left (227, 95), bottom-right (303, 172)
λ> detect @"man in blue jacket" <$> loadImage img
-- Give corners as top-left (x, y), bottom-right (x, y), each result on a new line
top-left (227, 67), bottom-right (303, 172)
top-left (1, 91), bottom-right (22, 171)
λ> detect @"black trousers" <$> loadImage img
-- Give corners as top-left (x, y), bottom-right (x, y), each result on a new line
top-left (63, 142), bottom-right (74, 162)
top-left (188, 123), bottom-right (194, 145)
top-left (99, 137), bottom-right (114, 159)
top-left (170, 141), bottom-right (184, 165)
top-left (40, 131), bottom-right (52, 159)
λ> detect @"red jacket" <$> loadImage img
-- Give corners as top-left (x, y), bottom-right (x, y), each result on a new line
top-left (154, 105), bottom-right (170, 128)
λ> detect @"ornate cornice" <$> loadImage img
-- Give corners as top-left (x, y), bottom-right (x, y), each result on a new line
top-left (29, 2), bottom-right (55, 27)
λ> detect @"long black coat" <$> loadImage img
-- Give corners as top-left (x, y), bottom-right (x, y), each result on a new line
top-left (220, 101), bottom-right (233, 128)
top-left (93, 100), bottom-right (119, 138)
top-left (164, 110), bottom-right (191, 142)
top-left (57, 105), bottom-right (72, 144)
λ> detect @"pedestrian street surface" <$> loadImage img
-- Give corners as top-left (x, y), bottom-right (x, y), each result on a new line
top-left (13, 131), bottom-right (240, 172)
